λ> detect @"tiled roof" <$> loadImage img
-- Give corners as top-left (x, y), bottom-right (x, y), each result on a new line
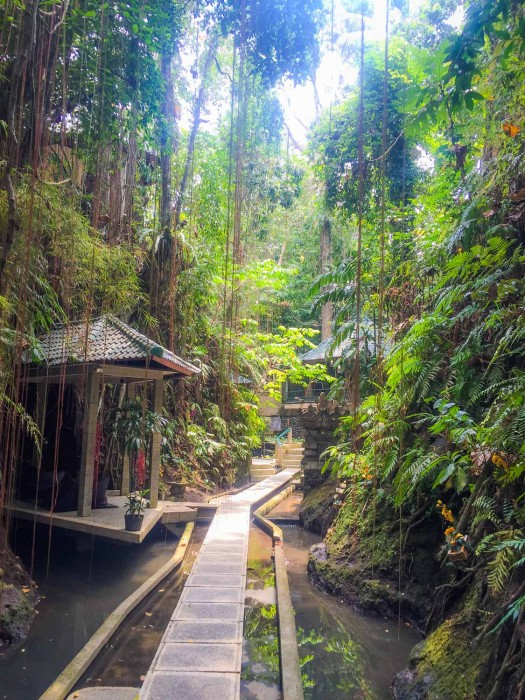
top-left (299, 337), bottom-right (351, 363)
top-left (26, 316), bottom-right (200, 375)
top-left (300, 324), bottom-right (379, 364)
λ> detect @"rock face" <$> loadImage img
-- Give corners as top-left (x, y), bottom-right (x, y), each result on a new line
top-left (298, 480), bottom-right (337, 535)
top-left (0, 529), bottom-right (39, 653)
top-left (303, 484), bottom-right (513, 700)
top-left (0, 583), bottom-right (35, 645)
top-left (391, 668), bottom-right (435, 700)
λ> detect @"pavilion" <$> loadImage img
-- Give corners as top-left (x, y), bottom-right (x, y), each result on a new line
top-left (21, 315), bottom-right (200, 519)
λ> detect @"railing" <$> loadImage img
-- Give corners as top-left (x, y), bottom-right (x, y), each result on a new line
top-left (282, 385), bottom-right (328, 404)
top-left (275, 427), bottom-right (291, 446)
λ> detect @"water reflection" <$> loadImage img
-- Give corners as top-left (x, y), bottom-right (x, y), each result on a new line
top-left (0, 521), bottom-right (183, 699)
top-left (283, 525), bottom-right (420, 699)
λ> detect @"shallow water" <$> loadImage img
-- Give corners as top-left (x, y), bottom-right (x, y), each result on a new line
top-left (283, 525), bottom-right (420, 699)
top-left (1, 510), bottom-right (419, 700)
top-left (74, 524), bottom-right (206, 690)
top-left (244, 523), bottom-right (420, 700)
top-left (0, 521), bottom-right (185, 699)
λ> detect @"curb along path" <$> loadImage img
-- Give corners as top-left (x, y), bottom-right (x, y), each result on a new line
top-left (140, 468), bottom-right (300, 700)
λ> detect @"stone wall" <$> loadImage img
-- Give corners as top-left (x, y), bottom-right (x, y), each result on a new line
top-left (285, 397), bottom-right (346, 493)
top-left (280, 415), bottom-right (305, 441)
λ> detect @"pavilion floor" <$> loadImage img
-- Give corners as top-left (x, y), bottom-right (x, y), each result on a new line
top-left (5, 495), bottom-right (216, 544)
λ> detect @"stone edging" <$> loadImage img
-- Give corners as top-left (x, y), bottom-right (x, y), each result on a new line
top-left (253, 488), bottom-right (304, 700)
top-left (39, 522), bottom-right (195, 700)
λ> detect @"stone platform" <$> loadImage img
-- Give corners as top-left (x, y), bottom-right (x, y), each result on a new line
top-left (7, 496), bottom-right (215, 544)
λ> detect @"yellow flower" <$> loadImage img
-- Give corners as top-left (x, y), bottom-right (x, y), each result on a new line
top-left (445, 526), bottom-right (455, 536)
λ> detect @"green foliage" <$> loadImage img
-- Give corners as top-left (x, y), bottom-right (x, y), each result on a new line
top-left (236, 321), bottom-right (331, 401)
top-left (216, 0), bottom-right (324, 86)
top-left (306, 3), bottom-right (525, 691)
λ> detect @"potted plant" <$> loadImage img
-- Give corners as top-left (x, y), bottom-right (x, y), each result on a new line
top-left (124, 489), bottom-right (149, 531)
top-left (444, 526), bottom-right (471, 562)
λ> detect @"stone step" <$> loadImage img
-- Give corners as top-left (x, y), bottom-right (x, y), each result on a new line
top-left (283, 447), bottom-right (304, 455)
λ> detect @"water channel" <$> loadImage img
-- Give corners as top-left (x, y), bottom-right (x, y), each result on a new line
top-left (0, 521), bottom-right (197, 699)
top-left (244, 523), bottom-right (420, 700)
top-left (1, 507), bottom-right (419, 700)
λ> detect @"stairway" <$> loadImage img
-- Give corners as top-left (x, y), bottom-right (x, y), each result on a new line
top-left (250, 457), bottom-right (277, 482)
top-left (280, 444), bottom-right (304, 470)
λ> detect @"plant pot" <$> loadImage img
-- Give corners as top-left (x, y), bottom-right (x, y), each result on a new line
top-left (448, 545), bottom-right (469, 562)
top-left (125, 513), bottom-right (144, 532)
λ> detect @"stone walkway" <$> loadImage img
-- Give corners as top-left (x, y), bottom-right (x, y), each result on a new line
top-left (140, 468), bottom-right (300, 700)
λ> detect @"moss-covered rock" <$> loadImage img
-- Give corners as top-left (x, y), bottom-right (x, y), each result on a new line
top-left (391, 611), bottom-right (492, 700)
top-left (0, 530), bottom-right (39, 653)
top-left (307, 487), bottom-right (446, 626)
top-left (0, 583), bottom-right (36, 644)
top-left (308, 543), bottom-right (426, 622)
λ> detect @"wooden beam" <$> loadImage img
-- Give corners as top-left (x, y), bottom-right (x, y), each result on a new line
top-left (148, 378), bottom-right (163, 508)
top-left (77, 370), bottom-right (100, 516)
top-left (150, 354), bottom-right (195, 376)
top-left (23, 363), bottom-right (171, 383)
top-left (32, 382), bottom-right (47, 469)
top-left (95, 365), bottom-right (170, 381)
top-left (24, 365), bottom-right (95, 383)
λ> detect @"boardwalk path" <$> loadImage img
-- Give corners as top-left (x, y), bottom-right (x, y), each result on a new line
top-left (140, 467), bottom-right (300, 700)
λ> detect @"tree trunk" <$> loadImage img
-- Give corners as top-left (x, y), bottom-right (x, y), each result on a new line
top-left (0, 0), bottom-right (38, 293)
top-left (173, 32), bottom-right (219, 231)
top-left (160, 50), bottom-right (176, 235)
top-left (320, 216), bottom-right (332, 341)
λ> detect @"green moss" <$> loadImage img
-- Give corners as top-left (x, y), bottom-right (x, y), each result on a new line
top-left (414, 614), bottom-right (492, 700)
top-left (0, 583), bottom-right (36, 644)
top-left (326, 491), bottom-right (397, 571)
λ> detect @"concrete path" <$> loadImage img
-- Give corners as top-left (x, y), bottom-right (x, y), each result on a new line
top-left (140, 468), bottom-right (300, 700)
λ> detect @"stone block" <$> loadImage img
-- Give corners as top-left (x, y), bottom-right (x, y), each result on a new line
top-left (180, 586), bottom-right (243, 604)
top-left (166, 620), bottom-right (243, 644)
top-left (193, 560), bottom-right (246, 575)
top-left (155, 642), bottom-right (241, 673)
top-left (186, 573), bottom-right (245, 588)
top-left (141, 671), bottom-right (240, 700)
top-left (173, 601), bottom-right (244, 622)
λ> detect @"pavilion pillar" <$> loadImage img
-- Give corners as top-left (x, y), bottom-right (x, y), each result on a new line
top-left (33, 382), bottom-right (47, 470)
top-left (148, 378), bottom-right (163, 508)
top-left (77, 370), bottom-right (100, 516)
top-left (120, 383), bottom-right (135, 496)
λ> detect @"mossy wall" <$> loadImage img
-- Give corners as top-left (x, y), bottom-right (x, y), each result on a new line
top-left (304, 482), bottom-right (517, 698)
top-left (299, 479), bottom-right (338, 535)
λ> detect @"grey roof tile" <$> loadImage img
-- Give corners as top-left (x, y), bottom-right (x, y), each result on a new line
top-left (25, 316), bottom-right (200, 375)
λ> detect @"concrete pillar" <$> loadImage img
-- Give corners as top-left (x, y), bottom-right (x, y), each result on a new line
top-left (120, 382), bottom-right (135, 495)
top-left (77, 370), bottom-right (100, 516)
top-left (148, 378), bottom-right (163, 508)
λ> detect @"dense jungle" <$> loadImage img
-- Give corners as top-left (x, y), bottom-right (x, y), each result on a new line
top-left (0, 0), bottom-right (524, 698)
